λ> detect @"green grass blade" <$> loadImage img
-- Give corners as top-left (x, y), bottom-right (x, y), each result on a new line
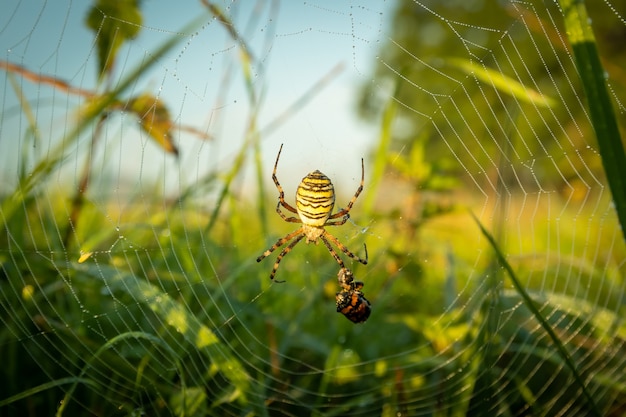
top-left (559, 0), bottom-right (626, 240)
top-left (202, 1), bottom-right (261, 236)
top-left (253, 138), bottom-right (269, 237)
top-left (205, 133), bottom-right (253, 234)
top-left (57, 331), bottom-right (183, 417)
top-left (0, 377), bottom-right (97, 408)
top-left (450, 58), bottom-right (556, 107)
top-left (470, 212), bottom-right (602, 417)
top-left (0, 14), bottom-right (209, 232)
top-left (363, 98), bottom-right (396, 217)
top-left (7, 74), bottom-right (42, 180)
top-left (75, 262), bottom-right (267, 415)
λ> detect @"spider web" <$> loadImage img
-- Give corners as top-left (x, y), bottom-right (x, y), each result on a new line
top-left (1, 1), bottom-right (625, 416)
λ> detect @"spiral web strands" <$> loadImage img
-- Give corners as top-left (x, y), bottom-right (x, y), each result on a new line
top-left (1, 1), bottom-right (624, 416)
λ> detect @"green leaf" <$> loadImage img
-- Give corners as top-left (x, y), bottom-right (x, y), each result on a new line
top-left (74, 263), bottom-right (262, 412)
top-left (449, 58), bottom-right (556, 108)
top-left (129, 93), bottom-right (179, 156)
top-left (170, 386), bottom-right (208, 417)
top-left (57, 332), bottom-right (182, 417)
top-left (86, 0), bottom-right (142, 79)
top-left (0, 13), bottom-right (205, 232)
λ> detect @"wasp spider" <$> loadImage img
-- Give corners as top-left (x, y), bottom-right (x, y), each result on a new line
top-left (257, 144), bottom-right (368, 282)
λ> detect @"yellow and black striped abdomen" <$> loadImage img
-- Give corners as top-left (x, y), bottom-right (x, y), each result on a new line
top-left (296, 170), bottom-right (335, 226)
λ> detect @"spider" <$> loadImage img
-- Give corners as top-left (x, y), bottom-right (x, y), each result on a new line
top-left (256, 144), bottom-right (368, 282)
top-left (336, 267), bottom-right (371, 323)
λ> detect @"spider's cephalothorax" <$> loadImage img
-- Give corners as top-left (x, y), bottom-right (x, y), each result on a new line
top-left (336, 267), bottom-right (371, 324)
top-left (256, 144), bottom-right (368, 282)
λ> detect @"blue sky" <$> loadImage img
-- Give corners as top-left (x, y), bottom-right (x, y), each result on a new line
top-left (1, 1), bottom-right (394, 196)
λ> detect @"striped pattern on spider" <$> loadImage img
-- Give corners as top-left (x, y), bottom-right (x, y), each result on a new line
top-left (256, 144), bottom-right (368, 282)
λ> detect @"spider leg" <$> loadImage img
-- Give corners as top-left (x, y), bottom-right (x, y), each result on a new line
top-left (269, 233), bottom-right (306, 282)
top-left (325, 213), bottom-right (350, 226)
top-left (272, 144), bottom-right (298, 214)
top-left (329, 157), bottom-right (364, 220)
top-left (257, 228), bottom-right (304, 262)
top-left (322, 232), bottom-right (368, 265)
top-left (320, 236), bottom-right (346, 269)
top-left (276, 201), bottom-right (301, 223)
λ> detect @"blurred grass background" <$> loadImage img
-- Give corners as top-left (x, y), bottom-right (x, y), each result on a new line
top-left (1, 1), bottom-right (625, 416)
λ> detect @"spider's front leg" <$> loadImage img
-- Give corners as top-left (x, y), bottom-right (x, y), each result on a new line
top-left (328, 157), bottom-right (365, 221)
top-left (272, 144), bottom-right (297, 214)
